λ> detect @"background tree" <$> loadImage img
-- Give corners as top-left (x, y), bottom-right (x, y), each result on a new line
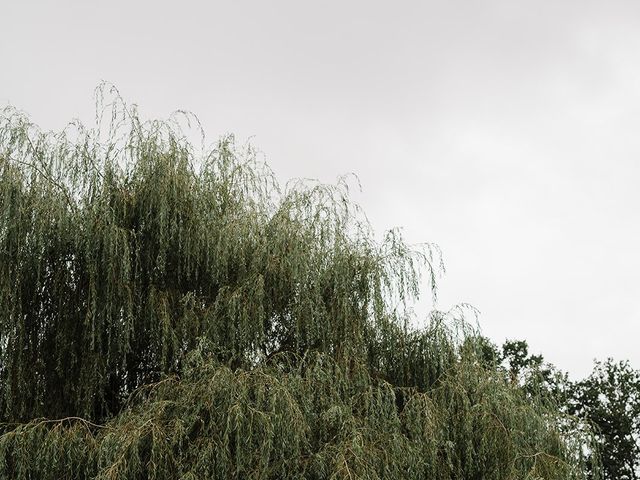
top-left (499, 339), bottom-right (640, 480)
top-left (501, 339), bottom-right (570, 407)
top-left (568, 359), bottom-right (640, 480)
top-left (0, 86), bottom-right (598, 479)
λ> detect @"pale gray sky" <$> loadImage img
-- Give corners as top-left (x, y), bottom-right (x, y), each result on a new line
top-left (2, 0), bottom-right (640, 378)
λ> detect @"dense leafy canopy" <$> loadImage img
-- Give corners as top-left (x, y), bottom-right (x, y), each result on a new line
top-left (569, 359), bottom-right (640, 480)
top-left (0, 87), bottom-right (598, 479)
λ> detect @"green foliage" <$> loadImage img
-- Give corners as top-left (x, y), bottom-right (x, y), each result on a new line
top-left (499, 339), bottom-right (640, 479)
top-left (0, 346), bottom-right (593, 480)
top-left (501, 340), bottom-right (570, 407)
top-left (569, 359), bottom-right (640, 480)
top-left (0, 86), bottom-right (598, 479)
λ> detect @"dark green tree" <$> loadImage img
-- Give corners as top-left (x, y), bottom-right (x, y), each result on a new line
top-left (0, 86), bottom-right (598, 479)
top-left (501, 339), bottom-right (570, 406)
top-left (500, 339), bottom-right (640, 479)
top-left (569, 359), bottom-right (640, 480)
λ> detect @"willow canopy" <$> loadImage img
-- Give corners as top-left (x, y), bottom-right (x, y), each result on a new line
top-left (0, 86), bottom-right (597, 479)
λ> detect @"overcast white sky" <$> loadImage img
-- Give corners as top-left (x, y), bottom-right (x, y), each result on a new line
top-left (3, 0), bottom-right (640, 378)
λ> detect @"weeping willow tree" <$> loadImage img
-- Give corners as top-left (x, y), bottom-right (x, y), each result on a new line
top-left (0, 86), bottom-right (598, 479)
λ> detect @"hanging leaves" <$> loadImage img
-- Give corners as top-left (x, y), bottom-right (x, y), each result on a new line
top-left (0, 86), bottom-right (597, 479)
